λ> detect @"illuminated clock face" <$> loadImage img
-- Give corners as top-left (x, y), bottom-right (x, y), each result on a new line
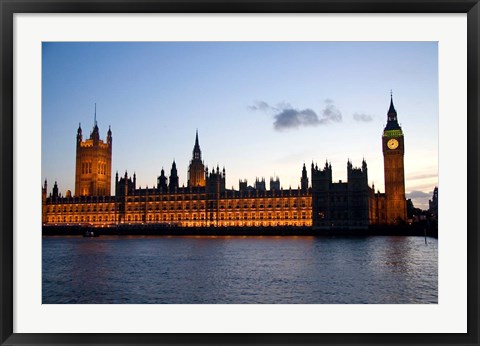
top-left (387, 138), bottom-right (399, 150)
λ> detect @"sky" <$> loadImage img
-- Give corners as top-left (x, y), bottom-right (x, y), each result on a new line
top-left (42, 42), bottom-right (438, 209)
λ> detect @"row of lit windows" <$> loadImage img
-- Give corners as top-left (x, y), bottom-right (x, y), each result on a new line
top-left (47, 199), bottom-right (311, 214)
top-left (47, 205), bottom-right (312, 216)
top-left (47, 215), bottom-right (116, 223)
top-left (48, 204), bottom-right (116, 213)
top-left (127, 203), bottom-right (206, 211)
top-left (126, 195), bottom-right (206, 202)
top-left (46, 217), bottom-right (311, 227)
top-left (123, 211), bottom-right (311, 222)
top-left (215, 221), bottom-right (312, 227)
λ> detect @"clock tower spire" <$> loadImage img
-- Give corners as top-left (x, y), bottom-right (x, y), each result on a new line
top-left (188, 130), bottom-right (206, 187)
top-left (382, 93), bottom-right (407, 224)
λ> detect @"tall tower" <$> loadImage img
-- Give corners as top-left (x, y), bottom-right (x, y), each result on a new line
top-left (187, 130), bottom-right (206, 187)
top-left (74, 106), bottom-right (112, 196)
top-left (382, 94), bottom-right (407, 223)
top-left (300, 163), bottom-right (309, 192)
top-left (169, 160), bottom-right (179, 192)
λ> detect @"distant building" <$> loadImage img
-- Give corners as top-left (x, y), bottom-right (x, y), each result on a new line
top-left (429, 187), bottom-right (438, 220)
top-left (43, 96), bottom-right (412, 229)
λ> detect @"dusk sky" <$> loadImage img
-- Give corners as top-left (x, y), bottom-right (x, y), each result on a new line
top-left (42, 42), bottom-right (438, 209)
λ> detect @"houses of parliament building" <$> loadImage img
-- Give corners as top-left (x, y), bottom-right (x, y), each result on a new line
top-left (42, 96), bottom-right (407, 230)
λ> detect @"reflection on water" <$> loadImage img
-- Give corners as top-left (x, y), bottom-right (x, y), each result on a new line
top-left (42, 235), bottom-right (437, 304)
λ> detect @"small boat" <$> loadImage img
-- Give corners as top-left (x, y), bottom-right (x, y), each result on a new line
top-left (83, 230), bottom-right (99, 237)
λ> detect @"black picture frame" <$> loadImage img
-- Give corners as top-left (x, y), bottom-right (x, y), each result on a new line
top-left (1, 1), bottom-right (479, 345)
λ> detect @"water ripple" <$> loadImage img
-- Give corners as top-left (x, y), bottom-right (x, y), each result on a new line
top-left (42, 235), bottom-right (437, 304)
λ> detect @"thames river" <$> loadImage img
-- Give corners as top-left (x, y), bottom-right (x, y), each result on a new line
top-left (42, 235), bottom-right (437, 304)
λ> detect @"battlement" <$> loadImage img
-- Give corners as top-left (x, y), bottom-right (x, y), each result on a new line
top-left (80, 139), bottom-right (110, 149)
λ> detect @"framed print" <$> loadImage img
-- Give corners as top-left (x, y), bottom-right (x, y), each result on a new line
top-left (1, 1), bottom-right (479, 345)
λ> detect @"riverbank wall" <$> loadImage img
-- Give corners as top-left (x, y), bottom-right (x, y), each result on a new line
top-left (43, 224), bottom-right (438, 237)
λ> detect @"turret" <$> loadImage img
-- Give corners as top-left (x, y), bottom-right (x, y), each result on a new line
top-left (169, 160), bottom-right (179, 192)
top-left (347, 159), bottom-right (353, 171)
top-left (115, 170), bottom-right (135, 196)
top-left (239, 179), bottom-right (248, 191)
top-left (114, 171), bottom-right (119, 195)
top-left (301, 163), bottom-right (308, 192)
top-left (124, 170), bottom-right (129, 196)
top-left (347, 160), bottom-right (368, 186)
top-left (157, 168), bottom-right (167, 191)
top-left (77, 123), bottom-right (82, 144)
top-left (255, 177), bottom-right (266, 191)
top-left (42, 179), bottom-right (48, 203)
top-left (270, 176), bottom-right (280, 191)
top-left (311, 160), bottom-right (332, 188)
top-left (206, 163), bottom-right (226, 193)
top-left (52, 181), bottom-right (59, 199)
top-left (107, 125), bottom-right (112, 146)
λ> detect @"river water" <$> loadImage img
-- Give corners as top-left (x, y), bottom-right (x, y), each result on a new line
top-left (42, 235), bottom-right (437, 304)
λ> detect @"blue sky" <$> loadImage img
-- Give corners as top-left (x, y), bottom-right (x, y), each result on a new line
top-left (42, 42), bottom-right (438, 209)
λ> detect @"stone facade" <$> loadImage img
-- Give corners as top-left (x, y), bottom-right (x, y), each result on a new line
top-left (74, 119), bottom-right (112, 197)
top-left (43, 96), bottom-right (409, 230)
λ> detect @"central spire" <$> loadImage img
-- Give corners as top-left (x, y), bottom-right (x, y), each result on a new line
top-left (90, 103), bottom-right (100, 141)
top-left (388, 92), bottom-right (397, 118)
top-left (192, 129), bottom-right (201, 161)
top-left (384, 92), bottom-right (402, 132)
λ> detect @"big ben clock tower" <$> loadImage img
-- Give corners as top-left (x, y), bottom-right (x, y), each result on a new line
top-left (382, 94), bottom-right (407, 224)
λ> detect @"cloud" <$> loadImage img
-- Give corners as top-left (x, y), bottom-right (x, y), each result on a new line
top-left (406, 172), bottom-right (438, 181)
top-left (406, 190), bottom-right (432, 199)
top-left (248, 100), bottom-right (271, 112)
top-left (273, 108), bottom-right (319, 130)
top-left (319, 99), bottom-right (342, 125)
top-left (353, 112), bottom-right (373, 122)
top-left (249, 99), bottom-right (342, 131)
